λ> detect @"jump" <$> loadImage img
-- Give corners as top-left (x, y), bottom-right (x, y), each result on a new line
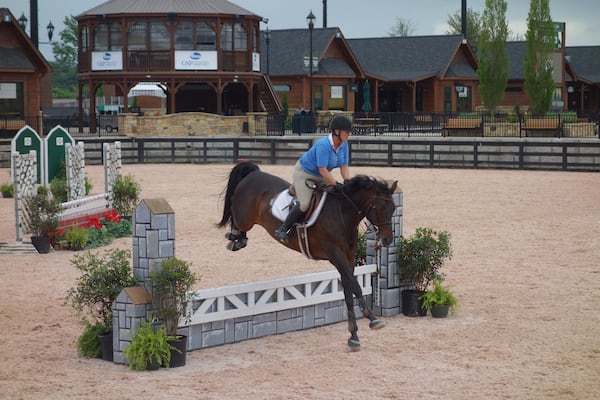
top-left (217, 160), bottom-right (398, 350)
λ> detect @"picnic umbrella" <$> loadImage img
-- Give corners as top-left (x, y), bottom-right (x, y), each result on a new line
top-left (361, 80), bottom-right (372, 113)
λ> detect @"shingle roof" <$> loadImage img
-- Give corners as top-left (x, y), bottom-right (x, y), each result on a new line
top-left (506, 41), bottom-right (527, 80)
top-left (347, 35), bottom-right (466, 81)
top-left (260, 28), bottom-right (350, 76)
top-left (566, 46), bottom-right (600, 84)
top-left (78, 0), bottom-right (258, 17)
top-left (0, 47), bottom-right (35, 70)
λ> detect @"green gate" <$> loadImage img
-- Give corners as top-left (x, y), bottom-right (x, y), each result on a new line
top-left (44, 126), bottom-right (74, 185)
top-left (11, 126), bottom-right (43, 184)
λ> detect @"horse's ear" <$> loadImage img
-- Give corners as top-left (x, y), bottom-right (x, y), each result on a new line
top-left (388, 180), bottom-right (399, 193)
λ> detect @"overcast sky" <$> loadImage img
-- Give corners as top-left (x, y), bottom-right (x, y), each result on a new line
top-left (4, 0), bottom-right (600, 60)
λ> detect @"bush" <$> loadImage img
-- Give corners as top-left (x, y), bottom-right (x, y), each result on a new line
top-left (112, 174), bottom-right (141, 217)
top-left (355, 231), bottom-right (367, 265)
top-left (65, 227), bottom-right (89, 251)
top-left (124, 320), bottom-right (175, 371)
top-left (1, 182), bottom-right (14, 198)
top-left (77, 321), bottom-right (107, 358)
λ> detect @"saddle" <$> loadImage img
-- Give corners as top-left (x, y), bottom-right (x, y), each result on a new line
top-left (270, 182), bottom-right (329, 228)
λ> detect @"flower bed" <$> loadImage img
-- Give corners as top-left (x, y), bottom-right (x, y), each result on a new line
top-left (53, 210), bottom-right (132, 251)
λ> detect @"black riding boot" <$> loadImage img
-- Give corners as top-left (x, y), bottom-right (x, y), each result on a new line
top-left (275, 203), bottom-right (305, 243)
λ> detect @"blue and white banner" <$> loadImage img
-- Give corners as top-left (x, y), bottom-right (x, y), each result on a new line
top-left (175, 51), bottom-right (218, 70)
top-left (91, 52), bottom-right (123, 71)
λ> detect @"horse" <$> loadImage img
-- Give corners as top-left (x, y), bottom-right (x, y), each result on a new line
top-left (217, 161), bottom-right (398, 350)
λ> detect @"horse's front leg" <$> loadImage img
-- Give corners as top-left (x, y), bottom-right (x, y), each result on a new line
top-left (343, 284), bottom-right (361, 351)
top-left (348, 276), bottom-right (386, 330)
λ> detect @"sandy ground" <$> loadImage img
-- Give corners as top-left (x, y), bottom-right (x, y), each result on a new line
top-left (0, 163), bottom-right (599, 400)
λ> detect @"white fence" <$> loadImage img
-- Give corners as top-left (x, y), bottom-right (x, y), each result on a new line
top-left (187, 264), bottom-right (377, 325)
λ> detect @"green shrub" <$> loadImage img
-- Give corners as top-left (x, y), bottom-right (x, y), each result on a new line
top-left (124, 320), bottom-right (176, 371)
top-left (355, 231), bottom-right (367, 266)
top-left (77, 321), bottom-right (107, 358)
top-left (65, 227), bottom-right (90, 251)
top-left (112, 174), bottom-right (141, 217)
top-left (420, 279), bottom-right (459, 315)
top-left (1, 182), bottom-right (14, 197)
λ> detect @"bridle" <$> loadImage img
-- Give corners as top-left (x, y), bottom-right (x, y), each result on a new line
top-left (339, 190), bottom-right (393, 234)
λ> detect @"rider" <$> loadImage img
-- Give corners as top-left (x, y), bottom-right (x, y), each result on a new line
top-left (275, 115), bottom-right (353, 243)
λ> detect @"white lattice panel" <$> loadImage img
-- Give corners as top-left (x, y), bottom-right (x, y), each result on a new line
top-left (186, 264), bottom-right (376, 325)
top-left (12, 151), bottom-right (38, 240)
top-left (66, 142), bottom-right (86, 202)
top-left (104, 141), bottom-right (122, 208)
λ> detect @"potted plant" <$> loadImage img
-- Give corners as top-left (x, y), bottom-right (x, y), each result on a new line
top-left (397, 227), bottom-right (452, 317)
top-left (26, 186), bottom-right (61, 253)
top-left (65, 249), bottom-right (137, 361)
top-left (150, 257), bottom-right (198, 367)
top-left (1, 182), bottom-right (13, 198)
top-left (112, 174), bottom-right (141, 218)
top-left (420, 279), bottom-right (458, 318)
top-left (123, 319), bottom-right (175, 371)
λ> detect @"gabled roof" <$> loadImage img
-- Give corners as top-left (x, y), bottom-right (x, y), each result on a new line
top-left (506, 41), bottom-right (527, 80)
top-left (347, 35), bottom-right (471, 82)
top-left (78, 0), bottom-right (258, 17)
top-left (0, 8), bottom-right (51, 73)
top-left (566, 46), bottom-right (600, 84)
top-left (260, 28), bottom-right (360, 77)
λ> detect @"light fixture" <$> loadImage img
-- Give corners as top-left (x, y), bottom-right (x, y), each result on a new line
top-left (18, 12), bottom-right (27, 30)
top-left (46, 22), bottom-right (54, 41)
top-left (306, 10), bottom-right (316, 113)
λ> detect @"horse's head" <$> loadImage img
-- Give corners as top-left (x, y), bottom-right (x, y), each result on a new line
top-left (344, 177), bottom-right (398, 247)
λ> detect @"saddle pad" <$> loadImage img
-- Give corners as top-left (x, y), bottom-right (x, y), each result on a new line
top-left (270, 189), bottom-right (327, 228)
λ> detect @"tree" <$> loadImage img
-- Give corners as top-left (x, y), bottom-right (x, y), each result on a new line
top-left (524, 0), bottom-right (555, 114)
top-left (447, 8), bottom-right (482, 48)
top-left (50, 15), bottom-right (78, 98)
top-left (388, 17), bottom-right (416, 37)
top-left (477, 0), bottom-right (509, 115)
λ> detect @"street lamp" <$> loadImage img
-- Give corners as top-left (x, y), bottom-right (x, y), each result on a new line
top-left (264, 27), bottom-right (271, 76)
top-left (15, 13), bottom-right (54, 44)
top-left (306, 10), bottom-right (316, 112)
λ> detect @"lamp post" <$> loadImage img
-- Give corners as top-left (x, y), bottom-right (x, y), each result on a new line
top-left (15, 13), bottom-right (54, 45)
top-left (306, 10), bottom-right (316, 113)
top-left (265, 27), bottom-right (271, 76)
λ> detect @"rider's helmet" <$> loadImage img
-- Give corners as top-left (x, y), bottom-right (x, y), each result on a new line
top-left (330, 115), bottom-right (353, 133)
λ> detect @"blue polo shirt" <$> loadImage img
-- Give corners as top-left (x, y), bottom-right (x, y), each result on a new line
top-left (299, 134), bottom-right (349, 176)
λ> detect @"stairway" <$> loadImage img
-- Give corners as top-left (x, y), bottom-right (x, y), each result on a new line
top-left (258, 75), bottom-right (283, 115)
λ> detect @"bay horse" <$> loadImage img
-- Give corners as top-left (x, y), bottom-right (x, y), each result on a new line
top-left (217, 161), bottom-right (398, 350)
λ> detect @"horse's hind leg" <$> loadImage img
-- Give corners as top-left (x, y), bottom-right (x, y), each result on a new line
top-left (348, 276), bottom-right (386, 330)
top-left (343, 285), bottom-right (361, 351)
top-left (226, 229), bottom-right (247, 251)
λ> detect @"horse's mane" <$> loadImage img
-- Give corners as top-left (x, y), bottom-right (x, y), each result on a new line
top-left (340, 175), bottom-right (391, 194)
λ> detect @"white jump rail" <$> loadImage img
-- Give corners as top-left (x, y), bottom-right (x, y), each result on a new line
top-left (59, 193), bottom-right (110, 219)
top-left (186, 264), bottom-right (377, 325)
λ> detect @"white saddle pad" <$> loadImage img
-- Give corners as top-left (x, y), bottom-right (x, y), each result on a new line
top-left (270, 189), bottom-right (327, 228)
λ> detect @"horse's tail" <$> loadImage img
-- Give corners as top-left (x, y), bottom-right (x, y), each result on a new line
top-left (217, 160), bottom-right (260, 228)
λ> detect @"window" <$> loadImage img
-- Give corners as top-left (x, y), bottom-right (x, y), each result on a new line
top-left (273, 84), bottom-right (292, 92)
top-left (128, 22), bottom-right (147, 50)
top-left (110, 23), bottom-right (122, 50)
top-left (94, 24), bottom-right (108, 51)
top-left (196, 22), bottom-right (216, 50)
top-left (234, 23), bottom-right (247, 50)
top-left (175, 22), bottom-right (193, 50)
top-left (81, 26), bottom-right (89, 53)
top-left (150, 22), bottom-right (169, 50)
top-left (505, 86), bottom-right (523, 93)
top-left (329, 85), bottom-right (346, 110)
top-left (0, 82), bottom-right (24, 117)
top-left (221, 23), bottom-right (232, 50)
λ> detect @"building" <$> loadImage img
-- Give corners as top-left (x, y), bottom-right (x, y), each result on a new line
top-left (0, 8), bottom-right (52, 136)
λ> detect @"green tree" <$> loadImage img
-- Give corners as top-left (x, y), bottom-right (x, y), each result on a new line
top-left (477, 0), bottom-right (509, 115)
top-left (388, 17), bottom-right (416, 37)
top-left (447, 8), bottom-right (482, 48)
top-left (50, 15), bottom-right (78, 98)
top-left (524, 0), bottom-right (555, 114)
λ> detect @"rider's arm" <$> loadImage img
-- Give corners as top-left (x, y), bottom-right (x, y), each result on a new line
top-left (318, 167), bottom-right (338, 185)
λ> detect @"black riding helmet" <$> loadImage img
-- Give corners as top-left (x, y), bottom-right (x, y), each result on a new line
top-left (330, 115), bottom-right (353, 134)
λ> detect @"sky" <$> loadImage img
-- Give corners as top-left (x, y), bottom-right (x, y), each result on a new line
top-left (4, 0), bottom-right (600, 60)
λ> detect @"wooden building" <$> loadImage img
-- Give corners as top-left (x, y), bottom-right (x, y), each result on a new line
top-left (0, 8), bottom-right (52, 135)
top-left (75, 0), bottom-right (281, 131)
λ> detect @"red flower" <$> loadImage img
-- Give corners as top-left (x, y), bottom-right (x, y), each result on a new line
top-left (86, 216), bottom-right (102, 229)
top-left (103, 210), bottom-right (122, 223)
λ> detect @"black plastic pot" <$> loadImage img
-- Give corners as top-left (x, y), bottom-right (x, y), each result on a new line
top-left (431, 304), bottom-right (450, 318)
top-left (98, 331), bottom-right (114, 362)
top-left (31, 236), bottom-right (50, 254)
top-left (167, 335), bottom-right (188, 368)
top-left (402, 289), bottom-right (427, 317)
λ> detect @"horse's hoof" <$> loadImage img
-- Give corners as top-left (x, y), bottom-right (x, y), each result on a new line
top-left (347, 338), bottom-right (361, 351)
top-left (231, 239), bottom-right (247, 251)
top-left (369, 319), bottom-right (386, 330)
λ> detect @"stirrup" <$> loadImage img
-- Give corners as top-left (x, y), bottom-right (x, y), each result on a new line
top-left (275, 227), bottom-right (291, 243)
